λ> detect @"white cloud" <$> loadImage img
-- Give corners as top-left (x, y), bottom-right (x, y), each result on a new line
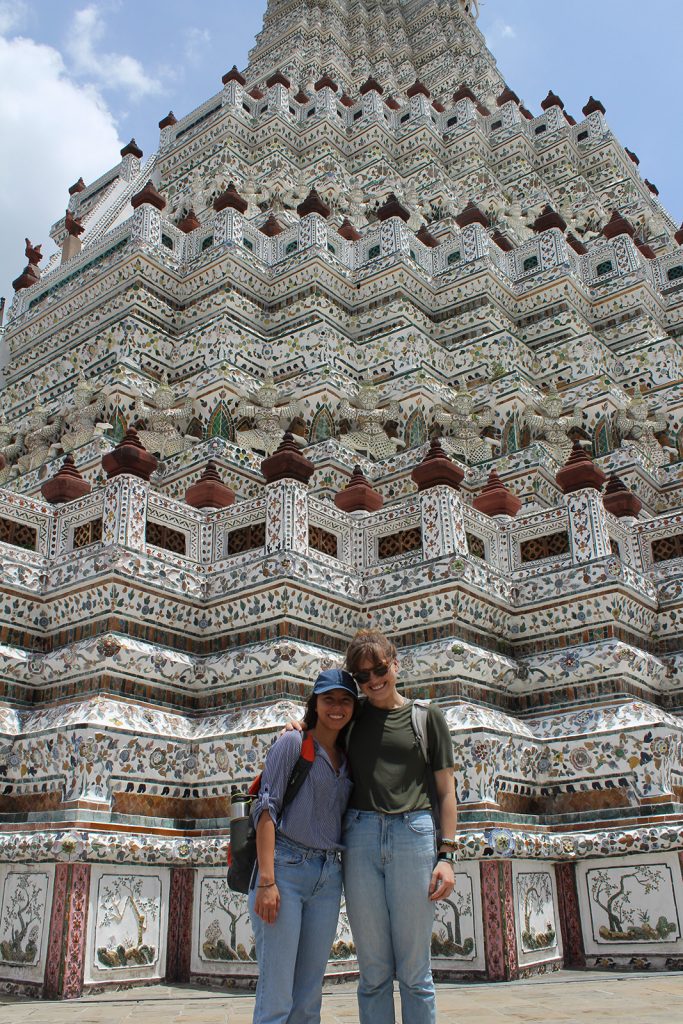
top-left (0, 34), bottom-right (122, 304)
top-left (484, 18), bottom-right (517, 45)
top-left (67, 5), bottom-right (162, 98)
top-left (185, 27), bottom-right (211, 66)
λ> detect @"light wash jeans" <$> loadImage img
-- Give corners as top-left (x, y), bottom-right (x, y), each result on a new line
top-left (249, 834), bottom-right (342, 1024)
top-left (342, 809), bottom-right (437, 1024)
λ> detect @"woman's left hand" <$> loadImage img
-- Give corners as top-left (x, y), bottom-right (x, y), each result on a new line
top-left (428, 860), bottom-right (455, 902)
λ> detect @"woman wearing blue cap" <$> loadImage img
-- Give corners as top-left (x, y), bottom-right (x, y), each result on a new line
top-left (249, 667), bottom-right (358, 1024)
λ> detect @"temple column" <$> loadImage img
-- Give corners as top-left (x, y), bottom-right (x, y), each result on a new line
top-left (480, 860), bottom-right (519, 980)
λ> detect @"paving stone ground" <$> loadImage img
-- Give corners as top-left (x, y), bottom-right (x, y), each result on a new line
top-left (2, 972), bottom-right (683, 1024)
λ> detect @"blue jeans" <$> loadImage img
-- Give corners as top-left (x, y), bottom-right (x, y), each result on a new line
top-left (342, 809), bottom-right (436, 1024)
top-left (249, 834), bottom-right (343, 1024)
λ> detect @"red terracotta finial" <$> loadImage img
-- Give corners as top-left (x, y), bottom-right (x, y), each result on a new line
top-left (602, 473), bottom-right (642, 518)
top-left (259, 212), bottom-right (284, 237)
top-left (214, 181), bottom-right (248, 214)
top-left (68, 177), bottom-right (86, 195)
top-left (432, 99), bottom-right (445, 113)
top-left (472, 469), bottom-right (521, 517)
top-left (297, 188), bottom-right (331, 219)
top-left (532, 205), bottom-right (567, 234)
top-left (491, 229), bottom-right (513, 252)
top-left (131, 180), bottom-right (167, 211)
top-left (625, 147), bottom-right (640, 165)
top-left (12, 238), bottom-right (42, 290)
top-left (452, 84), bottom-right (478, 104)
top-left (416, 224), bottom-right (439, 248)
top-left (455, 201), bottom-right (490, 229)
top-left (222, 65), bottom-right (246, 86)
top-left (376, 193), bottom-right (410, 222)
top-left (266, 71), bottom-right (291, 89)
top-left (359, 76), bottom-right (383, 95)
top-left (177, 209), bottom-right (201, 233)
top-left (541, 90), bottom-right (564, 111)
top-left (339, 92), bottom-right (354, 107)
top-left (185, 461), bottom-right (235, 509)
top-left (25, 238), bottom-right (43, 269)
top-left (158, 111), bottom-right (178, 129)
top-left (102, 427), bottom-right (158, 481)
top-left (120, 138), bottom-right (143, 159)
top-left (582, 96), bottom-right (606, 116)
top-left (496, 85), bottom-right (520, 107)
top-left (407, 79), bottom-right (430, 98)
top-left (411, 439), bottom-right (465, 492)
top-left (65, 209), bottom-right (85, 237)
top-left (675, 223), bottom-right (683, 246)
top-left (41, 454), bottom-right (92, 504)
top-left (566, 232), bottom-right (587, 255)
top-left (338, 218), bottom-right (361, 241)
top-left (556, 440), bottom-right (606, 494)
top-left (386, 95), bottom-right (401, 110)
top-left (636, 239), bottom-right (656, 260)
top-left (314, 74), bottom-right (338, 92)
top-left (644, 179), bottom-right (659, 196)
top-left (334, 466), bottom-right (384, 512)
top-left (294, 88), bottom-right (310, 104)
top-left (602, 210), bottom-right (635, 240)
top-left (261, 432), bottom-right (314, 484)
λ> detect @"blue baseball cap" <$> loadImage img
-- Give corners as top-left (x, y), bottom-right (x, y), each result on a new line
top-left (313, 668), bottom-right (358, 698)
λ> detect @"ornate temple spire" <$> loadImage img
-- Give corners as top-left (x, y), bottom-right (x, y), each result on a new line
top-left (246, 0), bottom-right (503, 100)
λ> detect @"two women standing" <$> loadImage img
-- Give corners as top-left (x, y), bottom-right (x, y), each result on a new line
top-left (248, 629), bottom-right (457, 1024)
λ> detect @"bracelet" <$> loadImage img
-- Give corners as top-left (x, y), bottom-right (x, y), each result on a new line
top-left (257, 882), bottom-right (276, 888)
top-left (439, 837), bottom-right (458, 849)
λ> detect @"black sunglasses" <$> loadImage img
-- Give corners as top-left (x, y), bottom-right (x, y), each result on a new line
top-left (353, 663), bottom-right (390, 685)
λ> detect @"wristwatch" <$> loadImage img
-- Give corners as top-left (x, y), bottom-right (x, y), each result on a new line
top-left (437, 851), bottom-right (457, 864)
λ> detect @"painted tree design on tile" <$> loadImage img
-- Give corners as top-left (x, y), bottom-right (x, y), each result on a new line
top-left (517, 872), bottom-right (556, 952)
top-left (96, 875), bottom-right (160, 968)
top-left (0, 874), bottom-right (45, 965)
top-left (590, 866), bottom-right (679, 942)
top-left (201, 878), bottom-right (254, 961)
top-left (431, 877), bottom-right (475, 957)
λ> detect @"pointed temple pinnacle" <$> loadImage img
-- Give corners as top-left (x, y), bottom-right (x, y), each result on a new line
top-left (334, 465), bottom-right (383, 512)
top-left (411, 439), bottom-right (464, 492)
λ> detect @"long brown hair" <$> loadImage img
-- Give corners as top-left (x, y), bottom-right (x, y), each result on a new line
top-left (345, 628), bottom-right (397, 675)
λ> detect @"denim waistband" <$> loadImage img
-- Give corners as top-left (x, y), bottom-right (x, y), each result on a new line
top-left (277, 831), bottom-right (342, 860)
top-left (345, 808), bottom-right (433, 820)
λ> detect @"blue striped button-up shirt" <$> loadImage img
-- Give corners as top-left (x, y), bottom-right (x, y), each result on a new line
top-left (251, 731), bottom-right (353, 852)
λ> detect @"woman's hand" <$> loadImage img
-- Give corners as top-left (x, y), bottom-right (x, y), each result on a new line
top-left (254, 882), bottom-right (281, 923)
top-left (428, 860), bottom-right (455, 902)
top-left (278, 719), bottom-right (305, 737)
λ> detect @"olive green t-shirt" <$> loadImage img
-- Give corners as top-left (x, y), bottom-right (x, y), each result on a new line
top-left (347, 700), bottom-right (454, 813)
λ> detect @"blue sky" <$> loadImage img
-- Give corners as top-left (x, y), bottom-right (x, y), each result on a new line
top-left (1, 0), bottom-right (682, 306)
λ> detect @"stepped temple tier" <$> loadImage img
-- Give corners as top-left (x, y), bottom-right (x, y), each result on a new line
top-left (1, 0), bottom-right (683, 997)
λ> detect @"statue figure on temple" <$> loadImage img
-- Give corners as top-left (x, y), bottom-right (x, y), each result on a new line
top-left (459, 0), bottom-right (480, 17)
top-left (58, 373), bottom-right (112, 453)
top-left (24, 238), bottom-right (43, 279)
top-left (0, 425), bottom-right (25, 485)
top-left (339, 376), bottom-right (401, 461)
top-left (15, 402), bottom-right (61, 475)
top-left (235, 374), bottom-right (303, 456)
top-left (614, 392), bottom-right (675, 468)
top-left (135, 372), bottom-right (198, 459)
top-left (434, 383), bottom-right (496, 463)
top-left (524, 383), bottom-right (584, 463)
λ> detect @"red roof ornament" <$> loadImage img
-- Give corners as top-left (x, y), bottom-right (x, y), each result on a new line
top-left (491, 229), bottom-right (513, 252)
top-left (625, 147), bottom-right (640, 165)
top-left (340, 93), bottom-right (354, 107)
top-left (266, 71), bottom-right (291, 89)
top-left (249, 87), bottom-right (265, 100)
top-left (314, 74), bottom-right (338, 92)
top-left (452, 84), bottom-right (478, 104)
top-left (120, 138), bottom-right (143, 159)
top-left (411, 439), bottom-right (465, 492)
top-left (65, 209), bottom-right (85, 237)
top-left (541, 90), bottom-right (564, 111)
top-left (222, 65), bottom-right (246, 86)
top-left (41, 454), bottom-right (91, 505)
top-left (334, 466), bottom-right (383, 512)
top-left (131, 180), bottom-right (167, 211)
top-left (297, 188), bottom-right (331, 219)
top-left (102, 428), bottom-right (158, 481)
top-left (675, 223), bottom-right (683, 246)
top-left (582, 96), bottom-right (606, 116)
top-left (602, 210), bottom-right (635, 240)
top-left (417, 224), bottom-right (439, 248)
top-left (407, 79), bottom-right (430, 98)
top-left (214, 181), bottom-right (248, 214)
top-left (68, 177), bottom-right (86, 195)
top-left (496, 85), bottom-right (520, 107)
top-left (472, 469), bottom-right (521, 517)
top-left (338, 218), bottom-right (361, 241)
top-left (386, 95), bottom-right (401, 110)
top-left (602, 473), bottom-right (642, 518)
top-left (556, 440), bottom-right (606, 494)
top-left (185, 462), bottom-right (235, 509)
top-left (158, 111), bottom-right (177, 129)
top-left (532, 205), bottom-right (567, 234)
top-left (455, 201), bottom-right (490, 229)
top-left (177, 209), bottom-right (201, 233)
top-left (644, 179), bottom-right (659, 196)
top-left (294, 89), bottom-right (310, 104)
top-left (377, 193), bottom-right (410, 222)
top-left (259, 212), bottom-right (284, 236)
top-left (636, 239), bottom-right (656, 260)
top-left (359, 76), bottom-right (383, 95)
top-left (261, 432), bottom-right (314, 484)
top-left (566, 232), bottom-right (588, 255)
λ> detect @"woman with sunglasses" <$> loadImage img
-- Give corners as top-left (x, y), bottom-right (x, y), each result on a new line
top-left (342, 628), bottom-right (457, 1024)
